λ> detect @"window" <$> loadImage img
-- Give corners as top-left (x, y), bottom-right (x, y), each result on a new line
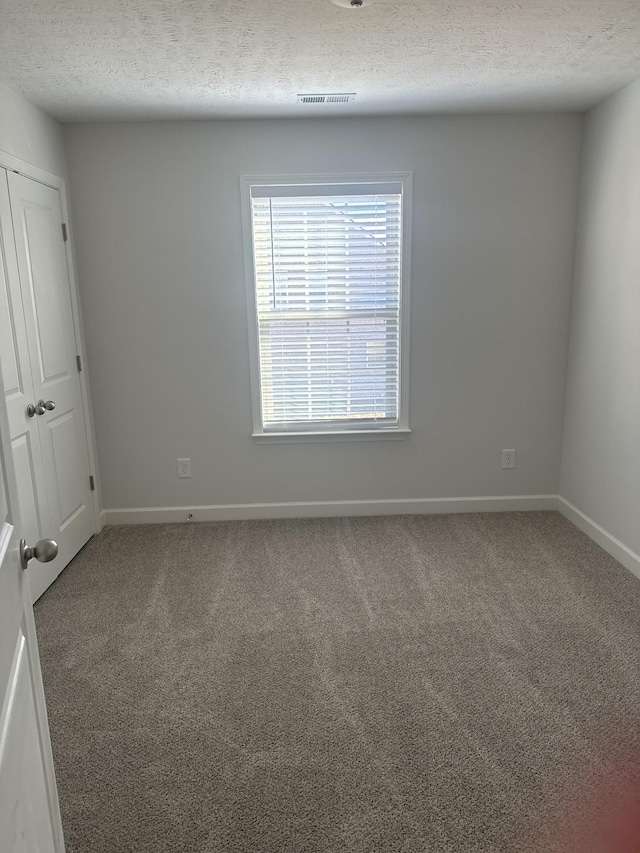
top-left (241, 173), bottom-right (411, 442)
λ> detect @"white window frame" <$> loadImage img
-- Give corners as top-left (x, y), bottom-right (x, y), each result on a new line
top-left (240, 172), bottom-right (412, 443)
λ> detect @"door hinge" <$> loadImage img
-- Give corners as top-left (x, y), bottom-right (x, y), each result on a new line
top-left (89, 475), bottom-right (95, 491)
top-left (76, 354), bottom-right (82, 372)
top-left (62, 223), bottom-right (68, 242)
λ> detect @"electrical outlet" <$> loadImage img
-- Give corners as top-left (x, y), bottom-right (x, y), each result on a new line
top-left (502, 449), bottom-right (516, 469)
top-left (177, 458), bottom-right (191, 478)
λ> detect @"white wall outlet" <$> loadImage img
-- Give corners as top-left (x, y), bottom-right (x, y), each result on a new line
top-left (502, 449), bottom-right (516, 469)
top-left (177, 458), bottom-right (191, 478)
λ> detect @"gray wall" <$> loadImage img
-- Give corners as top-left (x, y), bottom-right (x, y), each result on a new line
top-left (0, 80), bottom-right (67, 177)
top-left (64, 115), bottom-right (583, 510)
top-left (560, 80), bottom-right (640, 556)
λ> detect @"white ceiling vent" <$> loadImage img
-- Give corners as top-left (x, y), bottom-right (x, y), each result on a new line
top-left (297, 93), bottom-right (357, 104)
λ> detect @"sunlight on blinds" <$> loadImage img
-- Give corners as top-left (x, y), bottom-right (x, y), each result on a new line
top-left (251, 189), bottom-right (402, 431)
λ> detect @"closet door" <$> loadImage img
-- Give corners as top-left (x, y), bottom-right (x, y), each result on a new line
top-left (0, 170), bottom-right (53, 599)
top-left (7, 171), bottom-right (95, 601)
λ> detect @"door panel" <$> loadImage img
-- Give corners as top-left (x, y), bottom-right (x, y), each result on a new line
top-left (45, 409), bottom-right (88, 528)
top-left (0, 355), bottom-right (65, 851)
top-left (0, 172), bottom-right (52, 602)
top-left (1, 170), bottom-right (36, 431)
top-left (7, 172), bottom-right (95, 602)
top-left (0, 634), bottom-right (57, 853)
top-left (11, 432), bottom-right (43, 546)
top-left (0, 525), bottom-right (19, 701)
top-left (20, 202), bottom-right (69, 386)
top-left (0, 254), bottom-right (21, 401)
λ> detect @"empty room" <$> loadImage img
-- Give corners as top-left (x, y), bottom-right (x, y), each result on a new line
top-left (0, 1), bottom-right (639, 851)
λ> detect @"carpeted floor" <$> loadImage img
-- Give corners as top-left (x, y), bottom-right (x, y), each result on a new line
top-left (35, 512), bottom-right (640, 853)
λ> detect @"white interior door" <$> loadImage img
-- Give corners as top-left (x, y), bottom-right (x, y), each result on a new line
top-left (6, 171), bottom-right (95, 601)
top-left (0, 354), bottom-right (65, 851)
top-left (0, 171), bottom-right (53, 602)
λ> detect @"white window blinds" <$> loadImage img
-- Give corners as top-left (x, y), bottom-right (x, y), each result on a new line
top-left (249, 182), bottom-right (404, 433)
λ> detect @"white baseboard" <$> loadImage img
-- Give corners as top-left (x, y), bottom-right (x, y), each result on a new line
top-left (558, 496), bottom-right (640, 581)
top-left (100, 495), bottom-right (640, 583)
top-left (103, 495), bottom-right (558, 526)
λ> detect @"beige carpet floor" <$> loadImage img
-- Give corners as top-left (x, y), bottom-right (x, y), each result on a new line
top-left (35, 512), bottom-right (640, 853)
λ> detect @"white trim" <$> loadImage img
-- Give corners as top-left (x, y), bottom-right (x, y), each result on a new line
top-left (239, 171), bottom-right (412, 441)
top-left (103, 494), bottom-right (558, 525)
top-left (240, 178), bottom-right (262, 438)
top-left (253, 428), bottom-right (411, 443)
top-left (398, 173), bottom-right (412, 433)
top-left (22, 609), bottom-right (66, 853)
top-left (58, 183), bottom-right (102, 533)
top-left (0, 150), bottom-right (63, 190)
top-left (0, 147), bottom-right (102, 534)
top-left (557, 497), bottom-right (640, 581)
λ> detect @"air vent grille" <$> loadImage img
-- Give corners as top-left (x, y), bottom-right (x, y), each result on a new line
top-left (297, 93), bottom-right (356, 104)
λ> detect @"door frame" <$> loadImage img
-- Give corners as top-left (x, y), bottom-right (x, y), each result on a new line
top-left (0, 147), bottom-right (102, 534)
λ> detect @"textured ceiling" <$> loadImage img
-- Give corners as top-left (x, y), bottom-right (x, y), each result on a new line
top-left (0, 0), bottom-right (639, 121)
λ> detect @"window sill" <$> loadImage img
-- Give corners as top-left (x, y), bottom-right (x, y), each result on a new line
top-left (253, 428), bottom-right (411, 444)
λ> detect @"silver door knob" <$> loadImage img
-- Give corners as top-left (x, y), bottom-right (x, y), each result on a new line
top-left (26, 399), bottom-right (55, 417)
top-left (20, 538), bottom-right (58, 571)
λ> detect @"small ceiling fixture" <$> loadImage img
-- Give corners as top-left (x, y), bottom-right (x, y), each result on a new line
top-left (297, 93), bottom-right (357, 104)
top-left (330, 0), bottom-right (373, 7)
